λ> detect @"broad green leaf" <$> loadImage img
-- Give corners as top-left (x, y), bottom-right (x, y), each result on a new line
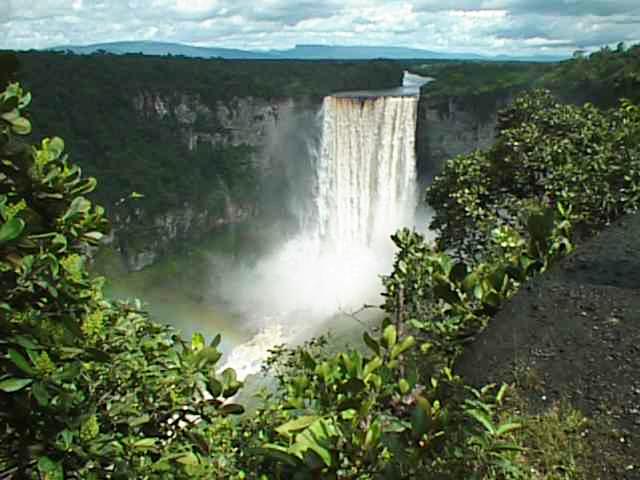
top-left (362, 331), bottom-right (380, 355)
top-left (276, 415), bottom-right (320, 437)
top-left (398, 378), bottom-right (411, 395)
top-left (191, 332), bottom-right (205, 352)
top-left (382, 324), bottom-right (397, 349)
top-left (466, 408), bottom-right (495, 435)
top-left (133, 438), bottom-right (158, 449)
top-left (220, 403), bottom-right (245, 415)
top-left (8, 348), bottom-right (35, 374)
top-left (62, 196), bottom-right (91, 221)
top-left (363, 356), bottom-right (383, 377)
top-left (258, 445), bottom-right (303, 467)
top-left (496, 422), bottom-right (522, 437)
top-left (193, 346), bottom-right (222, 366)
top-left (411, 404), bottom-right (430, 438)
top-left (32, 382), bottom-right (50, 407)
top-left (364, 421), bottom-right (381, 450)
top-left (176, 452), bottom-right (199, 466)
top-left (208, 377), bottom-right (222, 398)
top-left (48, 137), bottom-right (65, 159)
top-left (0, 217), bottom-right (24, 243)
top-left (0, 377), bottom-right (32, 392)
top-left (210, 333), bottom-right (222, 348)
top-left (37, 456), bottom-right (63, 480)
top-left (11, 116), bottom-right (31, 135)
top-left (293, 420), bottom-right (334, 467)
top-left (129, 414), bottom-right (151, 427)
top-left (390, 336), bottom-right (416, 360)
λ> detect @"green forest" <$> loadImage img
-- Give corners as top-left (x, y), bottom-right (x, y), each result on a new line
top-left (1, 43), bottom-right (640, 478)
top-left (3, 51), bottom-right (402, 218)
top-left (411, 42), bottom-right (640, 110)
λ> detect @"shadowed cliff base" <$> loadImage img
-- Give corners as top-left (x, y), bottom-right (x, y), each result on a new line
top-left (456, 212), bottom-right (640, 478)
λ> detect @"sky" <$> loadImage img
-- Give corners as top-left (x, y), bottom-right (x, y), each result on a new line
top-left (2, 0), bottom-right (640, 56)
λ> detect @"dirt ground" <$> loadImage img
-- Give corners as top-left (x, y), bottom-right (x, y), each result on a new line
top-left (456, 213), bottom-right (640, 479)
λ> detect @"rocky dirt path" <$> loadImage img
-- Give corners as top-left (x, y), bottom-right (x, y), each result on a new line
top-left (456, 213), bottom-right (640, 479)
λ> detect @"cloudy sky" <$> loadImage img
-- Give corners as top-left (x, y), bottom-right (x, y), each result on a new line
top-left (2, 0), bottom-right (640, 56)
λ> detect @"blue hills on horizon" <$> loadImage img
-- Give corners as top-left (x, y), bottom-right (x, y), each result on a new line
top-left (48, 40), bottom-right (569, 63)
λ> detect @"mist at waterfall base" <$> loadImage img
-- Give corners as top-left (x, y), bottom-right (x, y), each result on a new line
top-left (215, 75), bottom-right (430, 379)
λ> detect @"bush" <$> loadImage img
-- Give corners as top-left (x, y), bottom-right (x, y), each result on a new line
top-left (0, 83), bottom-right (246, 479)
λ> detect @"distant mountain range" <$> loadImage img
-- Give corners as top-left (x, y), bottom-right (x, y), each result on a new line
top-left (49, 41), bottom-right (569, 63)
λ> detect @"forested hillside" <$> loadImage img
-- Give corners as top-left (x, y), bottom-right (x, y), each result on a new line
top-left (412, 42), bottom-right (640, 108)
top-left (9, 51), bottom-right (401, 215)
top-left (0, 52), bottom-right (404, 268)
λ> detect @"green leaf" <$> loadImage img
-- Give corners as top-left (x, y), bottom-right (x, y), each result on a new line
top-left (176, 452), bottom-right (199, 466)
top-left (32, 382), bottom-right (50, 407)
top-left (133, 438), bottom-right (158, 449)
top-left (191, 332), bottom-right (205, 352)
top-left (398, 378), bottom-right (411, 395)
top-left (276, 416), bottom-right (320, 437)
top-left (362, 331), bottom-right (380, 355)
top-left (62, 196), bottom-right (91, 221)
top-left (193, 346), bottom-right (222, 367)
top-left (495, 422), bottom-right (522, 437)
top-left (496, 384), bottom-right (509, 405)
top-left (48, 137), bottom-right (65, 159)
top-left (210, 333), bottom-right (222, 348)
top-left (37, 456), bottom-right (63, 480)
top-left (8, 348), bottom-right (35, 374)
top-left (466, 408), bottom-right (496, 435)
top-left (390, 336), bottom-right (416, 360)
top-left (11, 116), bottom-right (31, 135)
top-left (0, 217), bottom-right (25, 243)
top-left (382, 324), bottom-right (397, 349)
top-left (363, 356), bottom-right (383, 377)
top-left (220, 403), bottom-right (245, 415)
top-left (293, 420), bottom-right (335, 467)
top-left (1, 109), bottom-right (19, 122)
top-left (0, 377), bottom-right (32, 392)
top-left (364, 421), bottom-right (381, 450)
top-left (129, 414), bottom-right (151, 427)
top-left (411, 404), bottom-right (430, 437)
top-left (257, 445), bottom-right (303, 467)
top-left (208, 377), bottom-right (223, 398)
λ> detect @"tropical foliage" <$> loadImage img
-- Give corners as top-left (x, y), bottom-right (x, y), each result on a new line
top-left (4, 73), bottom-right (636, 477)
top-left (0, 83), bottom-right (246, 478)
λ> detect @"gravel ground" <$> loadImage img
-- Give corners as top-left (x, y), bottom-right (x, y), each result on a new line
top-left (456, 213), bottom-right (640, 479)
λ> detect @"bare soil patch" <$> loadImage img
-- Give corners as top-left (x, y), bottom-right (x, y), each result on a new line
top-left (456, 213), bottom-right (640, 479)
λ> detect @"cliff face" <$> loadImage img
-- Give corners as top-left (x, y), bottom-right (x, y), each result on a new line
top-left (115, 89), bottom-right (511, 271)
top-left (416, 93), bottom-right (512, 178)
top-left (113, 92), bottom-right (320, 271)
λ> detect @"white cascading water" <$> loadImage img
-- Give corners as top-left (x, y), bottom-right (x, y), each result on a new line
top-left (220, 74), bottom-right (426, 380)
top-left (315, 96), bottom-right (418, 251)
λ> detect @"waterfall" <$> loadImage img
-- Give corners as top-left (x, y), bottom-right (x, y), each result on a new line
top-left (314, 95), bottom-right (418, 251)
top-left (220, 83), bottom-right (424, 380)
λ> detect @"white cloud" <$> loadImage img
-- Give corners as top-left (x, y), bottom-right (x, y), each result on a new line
top-left (0, 0), bottom-right (638, 55)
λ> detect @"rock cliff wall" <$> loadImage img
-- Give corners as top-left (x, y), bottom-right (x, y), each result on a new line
top-left (416, 92), bottom-right (513, 179)
top-left (116, 88), bottom-right (513, 271)
top-left (113, 92), bottom-right (320, 271)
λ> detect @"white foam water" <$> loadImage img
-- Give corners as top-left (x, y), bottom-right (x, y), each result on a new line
top-left (219, 77), bottom-right (423, 379)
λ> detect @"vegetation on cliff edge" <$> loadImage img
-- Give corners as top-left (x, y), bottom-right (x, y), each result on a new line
top-left (2, 70), bottom-right (640, 476)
